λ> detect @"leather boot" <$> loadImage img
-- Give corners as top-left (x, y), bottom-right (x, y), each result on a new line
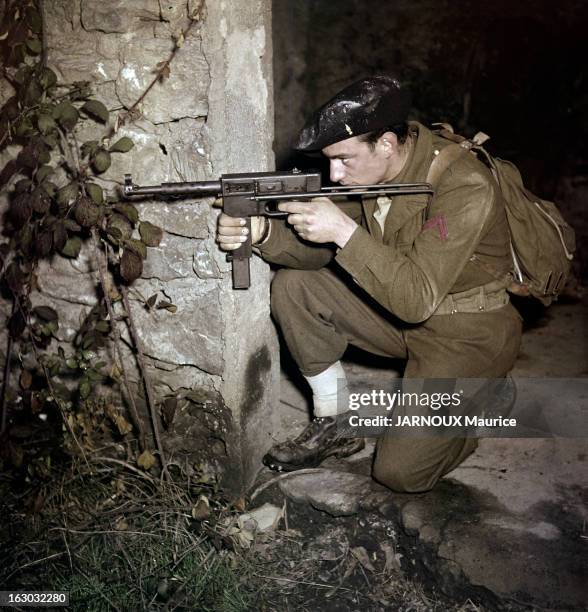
top-left (262, 412), bottom-right (364, 472)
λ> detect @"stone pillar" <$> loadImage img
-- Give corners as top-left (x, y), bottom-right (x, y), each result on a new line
top-left (202, 0), bottom-right (278, 490)
top-left (35, 0), bottom-right (277, 492)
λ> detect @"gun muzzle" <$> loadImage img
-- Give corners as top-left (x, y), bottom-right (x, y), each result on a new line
top-left (124, 174), bottom-right (222, 198)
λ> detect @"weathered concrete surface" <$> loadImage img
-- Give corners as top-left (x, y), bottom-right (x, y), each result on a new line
top-left (202, 0), bottom-right (279, 492)
top-left (275, 296), bottom-right (588, 609)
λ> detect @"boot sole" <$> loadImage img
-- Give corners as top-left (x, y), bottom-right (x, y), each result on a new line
top-left (263, 438), bottom-right (365, 473)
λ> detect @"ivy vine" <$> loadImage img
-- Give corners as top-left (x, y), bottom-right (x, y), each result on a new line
top-left (0, 0), bottom-right (173, 481)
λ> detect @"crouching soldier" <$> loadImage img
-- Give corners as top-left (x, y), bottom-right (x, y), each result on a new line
top-left (216, 75), bottom-right (521, 492)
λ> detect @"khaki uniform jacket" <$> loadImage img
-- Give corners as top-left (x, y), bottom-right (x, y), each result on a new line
top-left (258, 122), bottom-right (513, 324)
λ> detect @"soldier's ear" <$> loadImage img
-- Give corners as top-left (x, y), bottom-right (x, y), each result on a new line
top-left (380, 132), bottom-right (398, 156)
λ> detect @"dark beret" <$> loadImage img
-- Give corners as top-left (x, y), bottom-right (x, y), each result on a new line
top-left (294, 75), bottom-right (411, 152)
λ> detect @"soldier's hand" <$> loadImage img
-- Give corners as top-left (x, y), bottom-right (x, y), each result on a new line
top-left (216, 213), bottom-right (265, 251)
top-left (278, 197), bottom-right (358, 247)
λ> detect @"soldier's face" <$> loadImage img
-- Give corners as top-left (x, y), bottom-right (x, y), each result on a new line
top-left (322, 135), bottom-right (395, 185)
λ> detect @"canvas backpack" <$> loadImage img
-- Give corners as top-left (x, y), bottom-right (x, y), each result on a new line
top-left (427, 125), bottom-right (576, 306)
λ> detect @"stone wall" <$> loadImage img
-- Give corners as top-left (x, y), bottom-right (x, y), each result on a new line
top-left (0, 0), bottom-right (278, 492)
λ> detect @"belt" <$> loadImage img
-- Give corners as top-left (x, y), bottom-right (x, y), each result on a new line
top-left (433, 280), bottom-right (510, 315)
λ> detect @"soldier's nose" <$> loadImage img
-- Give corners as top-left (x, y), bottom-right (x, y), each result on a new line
top-left (330, 161), bottom-right (344, 183)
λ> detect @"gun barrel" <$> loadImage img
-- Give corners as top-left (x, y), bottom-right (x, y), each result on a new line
top-left (124, 174), bottom-right (221, 197)
top-left (253, 183), bottom-right (433, 201)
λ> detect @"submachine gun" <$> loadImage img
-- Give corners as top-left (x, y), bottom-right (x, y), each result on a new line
top-left (123, 170), bottom-right (433, 289)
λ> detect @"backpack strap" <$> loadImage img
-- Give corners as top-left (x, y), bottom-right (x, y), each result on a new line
top-left (425, 142), bottom-right (468, 189)
top-left (426, 129), bottom-right (523, 292)
top-left (427, 123), bottom-right (490, 187)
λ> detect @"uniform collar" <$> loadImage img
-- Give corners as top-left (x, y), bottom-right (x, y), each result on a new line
top-left (362, 122), bottom-right (432, 237)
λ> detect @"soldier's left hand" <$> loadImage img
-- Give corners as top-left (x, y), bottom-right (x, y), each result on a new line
top-left (278, 197), bottom-right (358, 247)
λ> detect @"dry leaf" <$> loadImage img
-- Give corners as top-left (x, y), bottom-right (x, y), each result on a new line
top-left (191, 495), bottom-right (210, 520)
top-left (115, 516), bottom-right (128, 531)
top-left (137, 449), bottom-right (156, 470)
top-left (351, 546), bottom-right (376, 572)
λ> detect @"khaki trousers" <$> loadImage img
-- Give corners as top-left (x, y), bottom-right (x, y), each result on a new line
top-left (271, 267), bottom-right (522, 493)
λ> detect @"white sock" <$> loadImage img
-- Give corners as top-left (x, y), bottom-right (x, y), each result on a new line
top-left (304, 361), bottom-right (349, 418)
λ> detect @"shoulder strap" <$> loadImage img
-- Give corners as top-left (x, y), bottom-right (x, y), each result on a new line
top-left (426, 143), bottom-right (467, 188)
top-left (426, 127), bottom-right (492, 189)
top-left (426, 128), bottom-right (518, 289)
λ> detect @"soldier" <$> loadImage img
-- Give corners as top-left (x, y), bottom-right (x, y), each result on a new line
top-left (216, 76), bottom-right (522, 492)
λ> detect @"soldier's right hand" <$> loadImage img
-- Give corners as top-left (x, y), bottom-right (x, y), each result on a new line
top-left (216, 213), bottom-right (265, 251)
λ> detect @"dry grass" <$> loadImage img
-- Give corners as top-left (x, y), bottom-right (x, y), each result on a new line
top-left (1, 456), bottom-right (499, 611)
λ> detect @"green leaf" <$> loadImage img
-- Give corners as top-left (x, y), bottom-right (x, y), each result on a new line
top-left (35, 231), bottom-right (53, 257)
top-left (30, 188), bottom-right (50, 213)
top-left (63, 219), bottom-right (81, 232)
top-left (107, 213), bottom-right (132, 239)
top-left (125, 238), bottom-right (147, 260)
top-left (38, 148), bottom-right (50, 165)
top-left (25, 38), bottom-right (42, 55)
top-left (95, 320), bottom-right (110, 333)
top-left (15, 179), bottom-right (32, 194)
top-left (61, 236), bottom-right (82, 258)
top-left (92, 149), bottom-right (111, 173)
top-left (35, 165), bottom-right (54, 183)
top-left (75, 197), bottom-right (101, 227)
top-left (86, 183), bottom-right (103, 204)
top-left (10, 193), bottom-right (32, 228)
top-left (82, 333), bottom-right (97, 350)
top-left (20, 141), bottom-right (49, 164)
top-left (37, 113), bottom-right (56, 134)
top-left (82, 100), bottom-right (109, 123)
top-left (56, 182), bottom-right (78, 206)
top-left (8, 310), bottom-right (26, 339)
top-left (120, 249), bottom-right (143, 283)
top-left (139, 221), bottom-right (163, 247)
top-left (15, 117), bottom-right (34, 138)
top-left (114, 203), bottom-right (138, 224)
top-left (15, 66), bottom-right (32, 85)
top-left (53, 101), bottom-right (78, 131)
top-left (53, 223), bottom-right (68, 252)
top-left (109, 137), bottom-right (134, 153)
top-left (65, 358), bottom-right (78, 369)
top-left (24, 79), bottom-right (43, 105)
top-left (2, 97), bottom-right (19, 121)
top-left (39, 67), bottom-right (57, 89)
top-left (26, 8), bottom-right (43, 33)
top-left (105, 226), bottom-right (123, 244)
top-left (43, 320), bottom-right (59, 335)
top-left (86, 369), bottom-right (104, 382)
top-left (13, 44), bottom-right (26, 65)
top-left (43, 134), bottom-right (59, 148)
top-left (5, 261), bottom-right (24, 293)
top-left (33, 306), bottom-right (58, 322)
top-left (81, 140), bottom-right (99, 158)
top-left (79, 380), bottom-right (91, 399)
top-left (70, 83), bottom-right (92, 101)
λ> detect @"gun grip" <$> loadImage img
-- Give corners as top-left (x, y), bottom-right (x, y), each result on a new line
top-left (226, 218), bottom-right (252, 289)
